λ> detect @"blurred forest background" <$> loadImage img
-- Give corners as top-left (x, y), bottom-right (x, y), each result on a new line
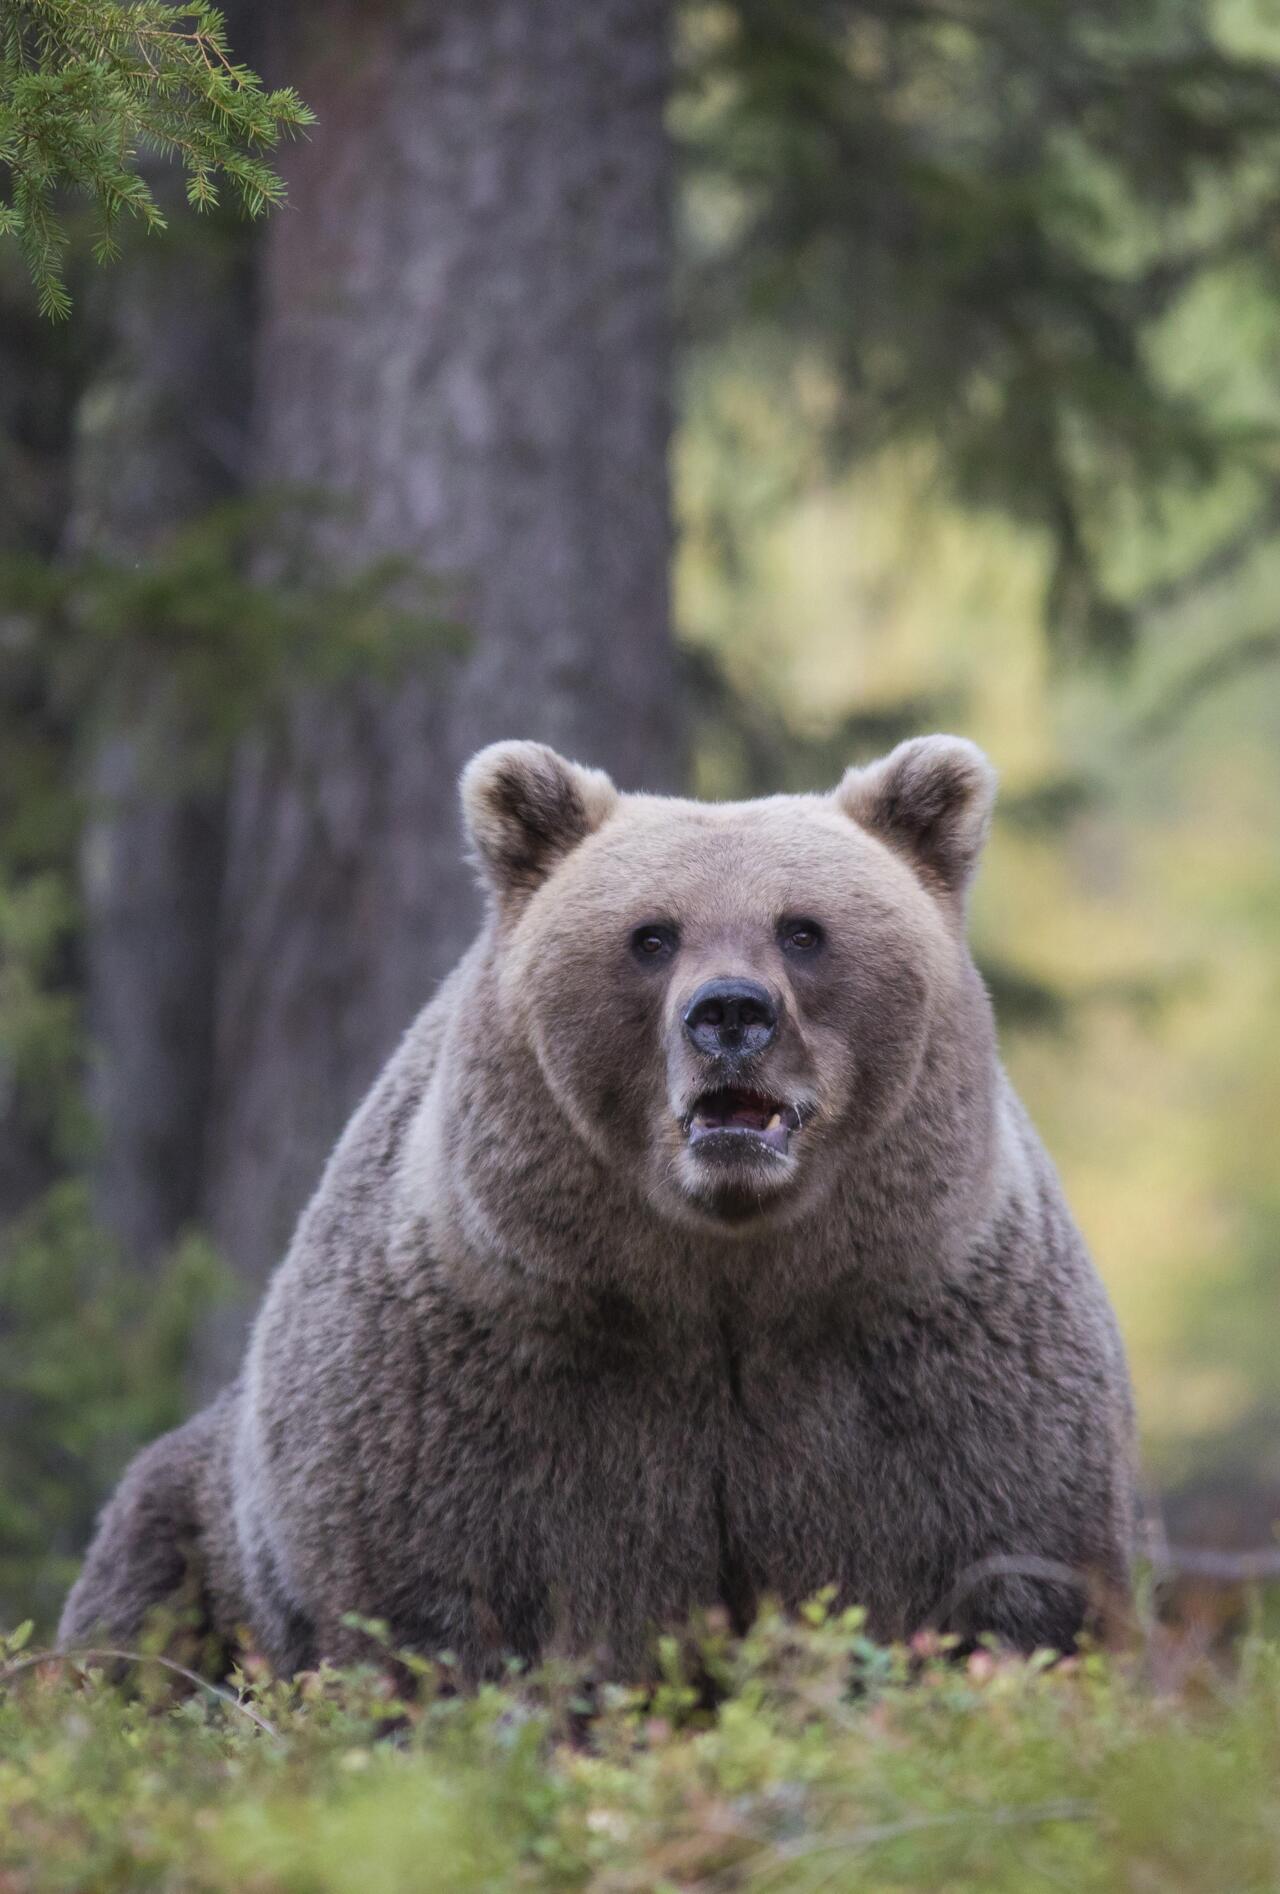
top-left (2, 0), bottom-right (1280, 1634)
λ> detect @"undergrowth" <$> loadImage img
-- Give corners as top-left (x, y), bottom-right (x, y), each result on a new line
top-left (2, 1600), bottom-right (1279, 1892)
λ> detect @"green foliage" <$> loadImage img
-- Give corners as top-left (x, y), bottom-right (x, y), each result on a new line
top-left (3, 1606), bottom-right (1280, 1891)
top-left (0, 867), bottom-right (80, 1161)
top-left (679, 0), bottom-right (1280, 655)
top-left (0, 1184), bottom-right (225, 1632)
top-left (1, 494), bottom-right (465, 778)
top-left (0, 1), bottom-right (312, 315)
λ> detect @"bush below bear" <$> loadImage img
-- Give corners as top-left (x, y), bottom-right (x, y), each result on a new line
top-left (61, 736), bottom-right (1137, 1675)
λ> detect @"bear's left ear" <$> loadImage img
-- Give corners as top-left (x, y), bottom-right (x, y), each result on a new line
top-left (461, 740), bottom-right (619, 914)
top-left (833, 735), bottom-right (996, 898)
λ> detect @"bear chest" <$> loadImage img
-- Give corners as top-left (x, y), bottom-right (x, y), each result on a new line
top-left (375, 1319), bottom-right (1020, 1658)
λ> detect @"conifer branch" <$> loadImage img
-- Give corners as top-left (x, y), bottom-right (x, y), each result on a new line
top-left (0, 2), bottom-right (313, 316)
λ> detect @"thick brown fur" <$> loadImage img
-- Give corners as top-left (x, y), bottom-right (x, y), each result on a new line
top-left (61, 737), bottom-right (1137, 1675)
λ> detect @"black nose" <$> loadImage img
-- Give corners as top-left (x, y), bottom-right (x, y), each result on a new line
top-left (682, 978), bottom-right (778, 1058)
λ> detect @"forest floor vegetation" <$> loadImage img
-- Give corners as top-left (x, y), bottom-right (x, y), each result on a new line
top-left (1, 1595), bottom-right (1278, 1892)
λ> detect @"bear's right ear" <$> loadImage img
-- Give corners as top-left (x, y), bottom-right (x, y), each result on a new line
top-left (460, 740), bottom-right (619, 915)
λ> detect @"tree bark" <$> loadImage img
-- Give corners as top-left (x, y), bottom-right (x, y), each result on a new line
top-left (198, 0), bottom-right (678, 1387)
top-left (67, 208), bottom-right (252, 1264)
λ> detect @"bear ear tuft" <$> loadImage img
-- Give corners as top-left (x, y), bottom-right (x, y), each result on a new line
top-left (833, 735), bottom-right (997, 898)
top-left (460, 740), bottom-right (619, 912)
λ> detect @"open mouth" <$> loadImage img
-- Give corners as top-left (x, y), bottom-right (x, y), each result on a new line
top-left (685, 1088), bottom-right (802, 1158)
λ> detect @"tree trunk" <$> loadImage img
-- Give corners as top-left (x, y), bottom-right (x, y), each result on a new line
top-left (67, 208), bottom-right (252, 1264)
top-left (198, 0), bottom-right (677, 1387)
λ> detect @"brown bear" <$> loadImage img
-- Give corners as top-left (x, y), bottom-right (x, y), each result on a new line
top-left (60, 736), bottom-right (1136, 1676)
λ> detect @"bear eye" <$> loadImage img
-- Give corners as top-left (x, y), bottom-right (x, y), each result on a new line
top-left (630, 923), bottom-right (678, 964)
top-left (780, 918), bottom-right (824, 955)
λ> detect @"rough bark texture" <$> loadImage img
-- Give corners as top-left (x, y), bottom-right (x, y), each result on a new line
top-left (68, 210), bottom-right (252, 1263)
top-left (198, 0), bottom-right (678, 1386)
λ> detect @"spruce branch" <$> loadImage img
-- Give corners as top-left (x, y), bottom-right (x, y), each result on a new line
top-left (0, 1), bottom-right (313, 316)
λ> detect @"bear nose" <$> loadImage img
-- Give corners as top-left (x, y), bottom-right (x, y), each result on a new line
top-left (682, 979), bottom-right (778, 1058)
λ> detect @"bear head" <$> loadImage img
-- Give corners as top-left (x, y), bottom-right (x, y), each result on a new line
top-left (459, 736), bottom-right (997, 1238)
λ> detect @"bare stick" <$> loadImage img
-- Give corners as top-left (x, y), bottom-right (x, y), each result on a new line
top-left (0, 1647), bottom-right (280, 1741)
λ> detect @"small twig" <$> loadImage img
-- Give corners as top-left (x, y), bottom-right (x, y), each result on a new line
top-left (1153, 1544), bottom-right (1280, 1585)
top-left (0, 1647), bottom-right (281, 1741)
top-left (929, 1542), bottom-right (1280, 1644)
top-left (927, 1553), bottom-right (1104, 1636)
top-left (192, 29), bottom-right (245, 86)
top-left (736, 1799), bottom-right (1092, 1891)
top-left (785, 1797), bottom-right (1093, 1855)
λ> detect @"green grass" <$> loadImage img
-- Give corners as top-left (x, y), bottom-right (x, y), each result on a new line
top-left (2, 1604), bottom-right (1278, 1892)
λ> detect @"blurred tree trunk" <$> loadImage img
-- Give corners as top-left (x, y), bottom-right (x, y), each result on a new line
top-left (67, 208), bottom-right (252, 1264)
top-left (196, 0), bottom-right (677, 1387)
